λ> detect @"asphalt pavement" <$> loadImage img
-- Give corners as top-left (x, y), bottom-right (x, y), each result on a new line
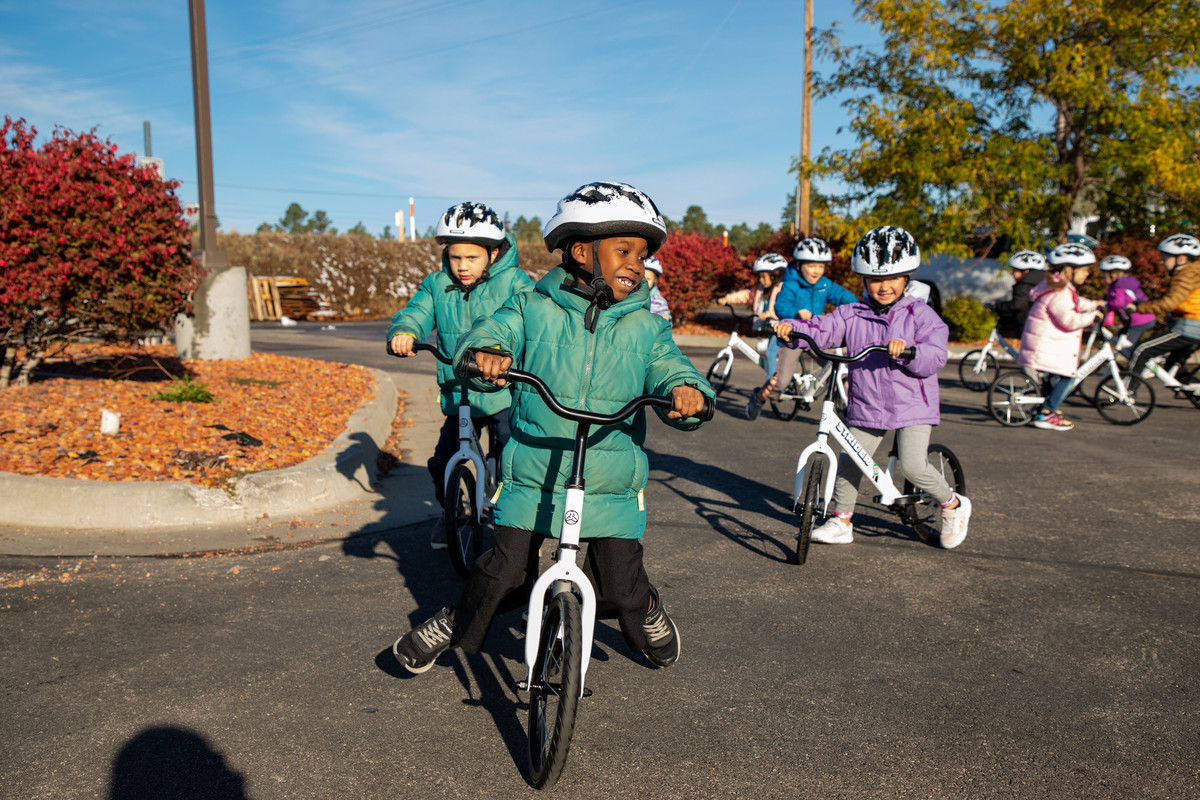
top-left (3, 320), bottom-right (1198, 799)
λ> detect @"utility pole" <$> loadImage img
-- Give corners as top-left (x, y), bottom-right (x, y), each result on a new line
top-left (795, 0), bottom-right (813, 237)
top-left (143, 121), bottom-right (152, 158)
top-left (178, 0), bottom-right (250, 360)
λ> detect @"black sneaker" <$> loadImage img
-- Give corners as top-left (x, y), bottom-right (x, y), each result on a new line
top-left (642, 587), bottom-right (680, 668)
top-left (393, 608), bottom-right (455, 674)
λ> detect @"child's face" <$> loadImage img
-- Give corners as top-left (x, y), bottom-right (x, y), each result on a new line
top-left (644, 270), bottom-right (659, 289)
top-left (1070, 266), bottom-right (1090, 285)
top-left (1104, 270), bottom-right (1124, 285)
top-left (799, 262), bottom-right (826, 285)
top-left (864, 275), bottom-right (907, 305)
top-left (757, 271), bottom-right (774, 288)
top-left (572, 235), bottom-right (649, 302)
top-left (1161, 253), bottom-right (1185, 273)
top-left (446, 243), bottom-right (495, 286)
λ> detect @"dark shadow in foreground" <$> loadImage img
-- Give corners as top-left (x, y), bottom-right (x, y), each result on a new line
top-left (109, 726), bottom-right (250, 800)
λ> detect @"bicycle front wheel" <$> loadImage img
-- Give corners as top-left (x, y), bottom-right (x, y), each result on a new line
top-left (705, 357), bottom-right (731, 395)
top-left (1093, 374), bottom-right (1155, 425)
top-left (903, 444), bottom-right (966, 545)
top-left (445, 464), bottom-right (490, 579)
top-left (528, 590), bottom-right (583, 790)
top-left (769, 376), bottom-right (802, 421)
top-left (958, 349), bottom-right (999, 392)
top-left (794, 456), bottom-right (825, 565)
top-left (987, 371), bottom-right (1039, 426)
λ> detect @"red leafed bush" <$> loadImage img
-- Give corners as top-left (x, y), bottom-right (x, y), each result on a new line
top-left (0, 117), bottom-right (200, 388)
top-left (655, 231), bottom-right (743, 323)
top-left (1092, 236), bottom-right (1170, 301)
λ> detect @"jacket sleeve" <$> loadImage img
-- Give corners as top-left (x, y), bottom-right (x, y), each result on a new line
top-left (387, 274), bottom-right (439, 342)
top-left (1137, 267), bottom-right (1200, 316)
top-left (453, 294), bottom-right (529, 393)
top-left (644, 322), bottom-right (716, 430)
top-left (777, 310), bottom-right (847, 351)
top-left (1046, 290), bottom-right (1100, 332)
top-left (826, 280), bottom-right (858, 308)
top-left (895, 305), bottom-right (949, 378)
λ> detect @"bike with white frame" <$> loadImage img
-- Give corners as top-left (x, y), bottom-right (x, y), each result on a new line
top-left (1132, 353), bottom-right (1200, 409)
top-left (785, 332), bottom-right (967, 566)
top-left (462, 358), bottom-right (712, 789)
top-left (957, 326), bottom-right (1021, 391)
top-left (390, 342), bottom-right (499, 578)
top-left (706, 306), bottom-right (846, 419)
top-left (986, 321), bottom-right (1155, 426)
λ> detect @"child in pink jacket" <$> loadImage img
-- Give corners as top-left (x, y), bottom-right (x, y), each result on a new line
top-left (1017, 244), bottom-right (1103, 431)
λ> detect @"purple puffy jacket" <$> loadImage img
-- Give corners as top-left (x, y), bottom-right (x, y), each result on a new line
top-left (779, 295), bottom-right (949, 429)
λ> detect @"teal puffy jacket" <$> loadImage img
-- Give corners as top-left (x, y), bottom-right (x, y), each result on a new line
top-left (387, 234), bottom-right (533, 417)
top-left (455, 267), bottom-right (714, 539)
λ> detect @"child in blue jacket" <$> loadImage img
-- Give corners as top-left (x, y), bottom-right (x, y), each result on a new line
top-left (387, 203), bottom-right (534, 548)
top-left (748, 236), bottom-right (857, 418)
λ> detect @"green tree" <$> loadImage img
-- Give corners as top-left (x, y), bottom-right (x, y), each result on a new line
top-left (810, 0), bottom-right (1200, 252)
top-left (308, 210), bottom-right (335, 235)
top-left (680, 205), bottom-right (716, 237)
top-left (511, 215), bottom-right (543, 242)
top-left (276, 202), bottom-right (309, 234)
top-left (379, 224), bottom-right (395, 240)
top-left (346, 221), bottom-right (370, 237)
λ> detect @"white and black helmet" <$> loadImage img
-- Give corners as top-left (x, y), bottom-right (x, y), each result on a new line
top-left (753, 253), bottom-right (788, 273)
top-left (793, 237), bottom-right (832, 263)
top-left (542, 181), bottom-right (667, 256)
top-left (643, 257), bottom-right (663, 275)
top-left (1047, 243), bottom-right (1096, 268)
top-left (1007, 250), bottom-right (1047, 271)
top-left (1157, 233), bottom-right (1200, 257)
top-left (1098, 254), bottom-right (1133, 272)
top-left (435, 202), bottom-right (506, 247)
top-left (851, 226), bottom-right (920, 276)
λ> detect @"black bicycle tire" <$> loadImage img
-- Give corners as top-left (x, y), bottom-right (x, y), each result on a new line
top-left (1093, 374), bottom-right (1156, 426)
top-left (958, 349), bottom-right (999, 392)
top-left (528, 590), bottom-right (583, 790)
top-left (705, 358), bottom-right (730, 395)
top-left (794, 456), bottom-right (825, 565)
top-left (769, 376), bottom-right (802, 421)
top-left (903, 444), bottom-right (966, 545)
top-left (445, 464), bottom-right (486, 579)
top-left (1180, 365), bottom-right (1200, 409)
top-left (987, 371), bottom-right (1038, 427)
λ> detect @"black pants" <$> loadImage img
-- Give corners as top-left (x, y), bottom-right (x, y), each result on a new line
top-left (427, 409), bottom-right (510, 506)
top-left (1126, 329), bottom-right (1200, 378)
top-left (451, 525), bottom-right (653, 654)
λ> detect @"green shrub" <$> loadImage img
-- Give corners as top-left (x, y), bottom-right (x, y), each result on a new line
top-left (941, 295), bottom-right (996, 343)
top-left (152, 377), bottom-right (214, 403)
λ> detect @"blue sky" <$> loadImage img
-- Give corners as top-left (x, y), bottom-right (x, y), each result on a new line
top-left (2, 0), bottom-right (876, 237)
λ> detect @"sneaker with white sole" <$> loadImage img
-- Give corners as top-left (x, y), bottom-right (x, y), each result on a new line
top-left (430, 514), bottom-right (448, 550)
top-left (641, 586), bottom-right (680, 668)
top-left (1032, 411), bottom-right (1074, 431)
top-left (810, 516), bottom-right (853, 544)
top-left (393, 607), bottom-right (455, 673)
top-left (939, 495), bottom-right (971, 549)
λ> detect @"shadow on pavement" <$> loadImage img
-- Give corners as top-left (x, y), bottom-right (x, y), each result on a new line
top-left (109, 726), bottom-right (250, 799)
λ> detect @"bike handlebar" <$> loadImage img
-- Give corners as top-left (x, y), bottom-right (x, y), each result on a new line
top-left (385, 340), bottom-right (452, 365)
top-left (781, 330), bottom-right (916, 363)
top-left (460, 355), bottom-right (714, 425)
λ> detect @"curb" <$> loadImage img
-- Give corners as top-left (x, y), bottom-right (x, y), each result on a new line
top-left (0, 368), bottom-right (398, 533)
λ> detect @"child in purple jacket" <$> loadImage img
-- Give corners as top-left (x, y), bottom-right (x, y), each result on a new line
top-left (773, 226), bottom-right (972, 550)
top-left (1098, 255), bottom-right (1155, 358)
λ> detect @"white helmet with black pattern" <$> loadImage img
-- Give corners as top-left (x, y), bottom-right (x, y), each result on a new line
top-left (1157, 233), bottom-right (1200, 257)
top-left (851, 226), bottom-right (921, 276)
top-left (1007, 250), bottom-right (1047, 271)
top-left (1098, 254), bottom-right (1133, 272)
top-left (1047, 243), bottom-right (1096, 267)
top-left (793, 237), bottom-right (832, 263)
top-left (542, 181), bottom-right (667, 256)
top-left (435, 202), bottom-right (506, 247)
top-left (643, 257), bottom-right (663, 275)
top-left (753, 253), bottom-right (788, 273)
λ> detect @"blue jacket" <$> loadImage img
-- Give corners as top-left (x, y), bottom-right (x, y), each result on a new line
top-left (387, 233), bottom-right (533, 417)
top-left (774, 269), bottom-right (857, 320)
top-left (455, 267), bottom-right (713, 539)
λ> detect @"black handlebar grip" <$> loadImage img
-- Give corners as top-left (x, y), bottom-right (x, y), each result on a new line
top-left (698, 396), bottom-right (715, 422)
top-left (900, 347), bottom-right (916, 359)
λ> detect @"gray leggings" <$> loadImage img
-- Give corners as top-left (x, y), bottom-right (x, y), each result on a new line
top-left (830, 424), bottom-right (953, 515)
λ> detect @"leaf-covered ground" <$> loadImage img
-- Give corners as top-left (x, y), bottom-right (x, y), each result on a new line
top-left (0, 345), bottom-right (401, 489)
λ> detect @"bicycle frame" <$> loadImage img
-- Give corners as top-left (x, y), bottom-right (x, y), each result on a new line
top-left (442, 391), bottom-right (496, 521)
top-left (981, 327), bottom-right (1020, 361)
top-left (1003, 340), bottom-right (1126, 409)
top-left (711, 327), bottom-right (763, 373)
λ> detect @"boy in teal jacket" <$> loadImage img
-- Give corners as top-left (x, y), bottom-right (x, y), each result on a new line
top-left (393, 182), bottom-right (712, 673)
top-left (388, 203), bottom-right (533, 548)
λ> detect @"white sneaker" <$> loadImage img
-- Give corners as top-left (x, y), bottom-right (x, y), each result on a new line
top-left (939, 495), bottom-right (971, 549)
top-left (810, 516), bottom-right (853, 544)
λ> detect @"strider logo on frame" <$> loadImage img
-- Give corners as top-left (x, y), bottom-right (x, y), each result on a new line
top-left (835, 420), bottom-right (877, 474)
top-left (564, 511), bottom-right (580, 526)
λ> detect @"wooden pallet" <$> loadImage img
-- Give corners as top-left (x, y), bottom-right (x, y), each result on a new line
top-left (248, 277), bottom-right (329, 321)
